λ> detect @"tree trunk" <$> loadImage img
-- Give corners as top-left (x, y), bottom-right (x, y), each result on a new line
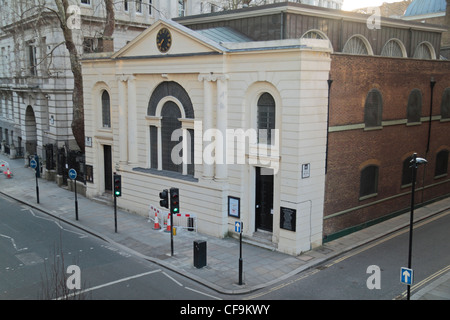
top-left (103, 0), bottom-right (115, 38)
top-left (55, 0), bottom-right (85, 152)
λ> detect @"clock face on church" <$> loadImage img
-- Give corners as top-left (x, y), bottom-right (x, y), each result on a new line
top-left (156, 28), bottom-right (172, 53)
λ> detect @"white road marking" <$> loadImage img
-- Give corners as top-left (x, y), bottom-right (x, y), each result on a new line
top-left (162, 271), bottom-right (183, 287)
top-left (27, 209), bottom-right (87, 238)
top-left (185, 287), bottom-right (222, 300)
top-left (0, 233), bottom-right (28, 252)
top-left (55, 269), bottom-right (162, 300)
top-left (162, 271), bottom-right (222, 300)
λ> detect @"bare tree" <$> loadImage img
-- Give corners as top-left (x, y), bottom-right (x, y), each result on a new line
top-left (39, 238), bottom-right (90, 300)
top-left (52, 0), bottom-right (85, 152)
top-left (50, 0), bottom-right (115, 152)
top-left (219, 0), bottom-right (272, 11)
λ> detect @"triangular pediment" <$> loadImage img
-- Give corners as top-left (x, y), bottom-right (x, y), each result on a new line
top-left (112, 19), bottom-right (227, 59)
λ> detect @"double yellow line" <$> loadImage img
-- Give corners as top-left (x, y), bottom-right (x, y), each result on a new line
top-left (396, 264), bottom-right (450, 300)
top-left (245, 209), bottom-right (450, 300)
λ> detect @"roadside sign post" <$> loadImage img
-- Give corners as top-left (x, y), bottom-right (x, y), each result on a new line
top-left (68, 169), bottom-right (78, 221)
top-left (30, 157), bottom-right (39, 204)
top-left (235, 221), bottom-right (243, 285)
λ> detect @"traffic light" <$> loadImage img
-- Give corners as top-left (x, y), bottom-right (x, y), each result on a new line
top-left (170, 187), bottom-right (179, 214)
top-left (159, 189), bottom-right (169, 209)
top-left (113, 174), bottom-right (122, 197)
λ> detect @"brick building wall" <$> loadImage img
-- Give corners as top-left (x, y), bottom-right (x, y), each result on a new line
top-left (324, 54), bottom-right (450, 239)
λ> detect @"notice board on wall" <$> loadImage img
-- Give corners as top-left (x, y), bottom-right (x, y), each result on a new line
top-left (280, 206), bottom-right (296, 232)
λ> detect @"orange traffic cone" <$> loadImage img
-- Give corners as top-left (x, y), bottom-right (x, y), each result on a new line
top-left (165, 213), bottom-right (171, 233)
top-left (6, 169), bottom-right (11, 178)
top-left (153, 209), bottom-right (161, 230)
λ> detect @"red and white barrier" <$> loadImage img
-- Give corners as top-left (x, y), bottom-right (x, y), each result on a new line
top-left (148, 204), bottom-right (197, 233)
top-left (0, 161), bottom-right (12, 178)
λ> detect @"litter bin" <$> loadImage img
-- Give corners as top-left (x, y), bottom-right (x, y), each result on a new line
top-left (193, 240), bottom-right (207, 268)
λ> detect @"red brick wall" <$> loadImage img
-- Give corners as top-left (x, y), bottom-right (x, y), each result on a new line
top-left (324, 54), bottom-right (450, 238)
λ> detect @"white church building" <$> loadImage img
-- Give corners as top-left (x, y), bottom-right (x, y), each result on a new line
top-left (81, 18), bottom-right (332, 255)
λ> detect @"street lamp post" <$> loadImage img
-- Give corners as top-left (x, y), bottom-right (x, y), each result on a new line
top-left (426, 77), bottom-right (436, 154)
top-left (406, 153), bottom-right (427, 300)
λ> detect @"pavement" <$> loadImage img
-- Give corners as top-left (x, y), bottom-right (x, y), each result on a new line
top-left (1, 153), bottom-right (449, 299)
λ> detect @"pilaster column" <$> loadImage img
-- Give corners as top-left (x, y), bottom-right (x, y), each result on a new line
top-left (117, 75), bottom-right (128, 164)
top-left (215, 74), bottom-right (229, 181)
top-left (198, 73), bottom-right (215, 179)
top-left (127, 75), bottom-right (138, 165)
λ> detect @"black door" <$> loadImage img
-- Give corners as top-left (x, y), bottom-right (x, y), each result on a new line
top-left (104, 145), bottom-right (112, 192)
top-left (255, 167), bottom-right (274, 232)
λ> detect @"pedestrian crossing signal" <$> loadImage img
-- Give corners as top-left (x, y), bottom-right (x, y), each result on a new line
top-left (159, 189), bottom-right (169, 209)
top-left (170, 187), bottom-right (179, 214)
top-left (114, 174), bottom-right (122, 197)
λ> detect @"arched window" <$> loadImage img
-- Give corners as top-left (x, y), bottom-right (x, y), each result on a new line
top-left (161, 101), bottom-right (182, 173)
top-left (441, 88), bottom-right (450, 119)
top-left (435, 149), bottom-right (449, 177)
top-left (381, 39), bottom-right (407, 58)
top-left (364, 89), bottom-right (383, 128)
top-left (257, 93), bottom-right (276, 145)
top-left (360, 165), bottom-right (379, 198)
top-left (101, 90), bottom-right (111, 128)
top-left (406, 89), bottom-right (422, 123)
top-left (301, 29), bottom-right (327, 40)
top-left (147, 81), bottom-right (195, 177)
top-left (343, 35), bottom-right (373, 55)
top-left (413, 42), bottom-right (436, 60)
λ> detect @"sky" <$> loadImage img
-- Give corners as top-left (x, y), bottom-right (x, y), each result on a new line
top-left (342, 0), bottom-right (407, 11)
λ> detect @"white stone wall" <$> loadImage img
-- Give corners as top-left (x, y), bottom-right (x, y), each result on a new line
top-left (82, 24), bottom-right (332, 255)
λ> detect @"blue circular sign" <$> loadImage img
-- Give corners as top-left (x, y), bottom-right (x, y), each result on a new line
top-left (30, 159), bottom-right (37, 169)
top-left (68, 168), bottom-right (77, 180)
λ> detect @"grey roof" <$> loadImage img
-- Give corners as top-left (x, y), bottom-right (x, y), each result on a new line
top-left (196, 27), bottom-right (253, 44)
top-left (404, 0), bottom-right (447, 17)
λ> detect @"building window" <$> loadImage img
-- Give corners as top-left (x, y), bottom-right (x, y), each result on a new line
top-left (441, 88), bottom-right (450, 120)
top-left (178, 0), bottom-right (186, 17)
top-left (136, 0), bottom-right (142, 13)
top-left (360, 165), bottom-right (379, 198)
top-left (381, 39), bottom-right (406, 58)
top-left (28, 44), bottom-right (37, 76)
top-left (148, 0), bottom-right (152, 15)
top-left (343, 35), bottom-right (372, 55)
top-left (148, 81), bottom-right (195, 177)
top-left (364, 89), bottom-right (383, 128)
top-left (257, 93), bottom-right (276, 145)
top-left (83, 37), bottom-right (98, 53)
top-left (406, 89), bottom-right (422, 123)
top-left (435, 150), bottom-right (449, 177)
top-left (124, 0), bottom-right (128, 11)
top-left (161, 101), bottom-right (182, 173)
top-left (401, 156), bottom-right (413, 186)
top-left (413, 42), bottom-right (435, 60)
top-left (101, 90), bottom-right (111, 128)
top-left (81, 0), bottom-right (91, 5)
top-left (302, 30), bottom-right (327, 40)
